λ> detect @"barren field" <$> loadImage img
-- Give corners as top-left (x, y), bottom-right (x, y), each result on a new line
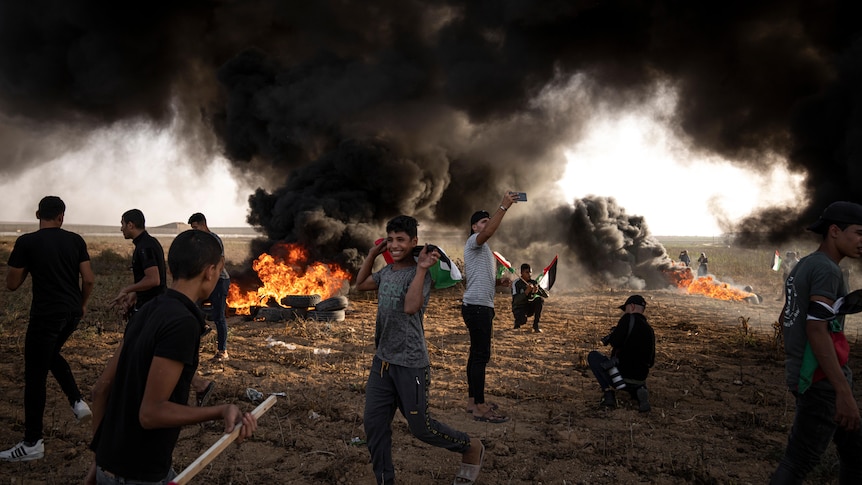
top-left (1, 235), bottom-right (861, 484)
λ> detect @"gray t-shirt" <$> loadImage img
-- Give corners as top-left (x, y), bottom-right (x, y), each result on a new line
top-left (371, 265), bottom-right (432, 368)
top-left (782, 251), bottom-right (849, 391)
top-left (463, 233), bottom-right (496, 308)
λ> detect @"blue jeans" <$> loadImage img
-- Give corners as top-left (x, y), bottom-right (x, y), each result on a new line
top-left (24, 313), bottom-right (84, 442)
top-left (461, 304), bottom-right (494, 404)
top-left (770, 388), bottom-right (862, 484)
top-left (209, 278), bottom-right (230, 351)
top-left (96, 466), bottom-right (176, 485)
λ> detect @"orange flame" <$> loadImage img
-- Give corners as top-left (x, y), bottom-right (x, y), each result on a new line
top-left (663, 262), bottom-right (755, 301)
top-left (227, 243), bottom-right (350, 314)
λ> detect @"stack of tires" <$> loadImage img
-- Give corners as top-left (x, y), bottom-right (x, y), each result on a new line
top-left (279, 295), bottom-right (348, 322)
top-left (280, 295), bottom-right (322, 320)
top-left (308, 295), bottom-right (348, 322)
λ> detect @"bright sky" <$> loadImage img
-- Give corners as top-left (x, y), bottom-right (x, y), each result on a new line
top-left (0, 123), bottom-right (254, 229)
top-left (558, 113), bottom-right (804, 236)
top-left (0, 108), bottom-right (803, 235)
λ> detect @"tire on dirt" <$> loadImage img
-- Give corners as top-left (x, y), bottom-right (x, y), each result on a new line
top-left (281, 294), bottom-right (322, 308)
top-left (315, 296), bottom-right (349, 312)
top-left (285, 308), bottom-right (308, 320)
top-left (307, 309), bottom-right (346, 322)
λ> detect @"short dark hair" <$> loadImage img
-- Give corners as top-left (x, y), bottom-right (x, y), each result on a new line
top-left (122, 209), bottom-right (145, 229)
top-left (520, 263), bottom-right (531, 271)
top-left (168, 230), bottom-right (223, 280)
top-left (386, 215), bottom-right (418, 239)
top-left (37, 196), bottom-right (66, 220)
top-left (187, 212), bottom-right (206, 225)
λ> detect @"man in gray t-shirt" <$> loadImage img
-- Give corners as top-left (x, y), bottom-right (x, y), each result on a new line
top-left (462, 191), bottom-right (519, 424)
top-left (771, 201), bottom-right (862, 484)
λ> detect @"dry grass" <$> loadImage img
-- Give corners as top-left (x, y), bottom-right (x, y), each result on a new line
top-left (1, 234), bottom-right (860, 484)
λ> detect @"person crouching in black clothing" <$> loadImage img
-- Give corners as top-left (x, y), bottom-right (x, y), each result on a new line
top-left (588, 295), bottom-right (655, 412)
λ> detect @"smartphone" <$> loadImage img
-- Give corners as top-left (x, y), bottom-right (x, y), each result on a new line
top-left (514, 192), bottom-right (527, 202)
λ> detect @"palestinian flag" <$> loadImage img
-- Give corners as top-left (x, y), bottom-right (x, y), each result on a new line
top-left (494, 251), bottom-right (516, 279)
top-left (374, 239), bottom-right (462, 288)
top-left (532, 255), bottom-right (557, 299)
top-left (771, 250), bottom-right (782, 272)
top-left (416, 245), bottom-right (462, 289)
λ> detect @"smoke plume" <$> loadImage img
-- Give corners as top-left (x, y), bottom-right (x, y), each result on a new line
top-left (2, 1), bottom-right (861, 286)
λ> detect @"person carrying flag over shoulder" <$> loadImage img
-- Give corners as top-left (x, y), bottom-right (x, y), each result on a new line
top-left (462, 191), bottom-right (520, 423)
top-left (356, 215), bottom-right (484, 485)
top-left (770, 201), bottom-right (862, 484)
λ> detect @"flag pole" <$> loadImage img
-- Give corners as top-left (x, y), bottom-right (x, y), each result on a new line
top-left (168, 395), bottom-right (277, 485)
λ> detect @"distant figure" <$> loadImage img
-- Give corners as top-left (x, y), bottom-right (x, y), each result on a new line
top-left (512, 263), bottom-right (544, 333)
top-left (679, 250), bottom-right (691, 267)
top-left (782, 251), bottom-right (799, 282)
top-left (0, 196), bottom-right (95, 462)
top-left (188, 212), bottom-right (231, 362)
top-left (697, 252), bottom-right (709, 277)
top-left (770, 201), bottom-right (862, 483)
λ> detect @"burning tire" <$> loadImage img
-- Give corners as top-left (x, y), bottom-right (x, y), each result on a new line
top-left (307, 310), bottom-right (345, 322)
top-left (281, 294), bottom-right (322, 308)
top-left (315, 296), bottom-right (348, 312)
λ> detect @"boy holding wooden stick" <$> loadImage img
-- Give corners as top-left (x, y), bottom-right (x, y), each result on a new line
top-left (86, 230), bottom-right (257, 484)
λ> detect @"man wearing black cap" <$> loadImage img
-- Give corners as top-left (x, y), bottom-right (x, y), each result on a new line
top-left (0, 196), bottom-right (96, 462)
top-left (462, 191), bottom-right (519, 423)
top-left (770, 201), bottom-right (862, 484)
top-left (588, 294), bottom-right (655, 412)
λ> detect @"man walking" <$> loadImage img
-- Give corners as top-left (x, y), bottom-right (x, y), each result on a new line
top-left (770, 201), bottom-right (862, 483)
top-left (188, 212), bottom-right (231, 361)
top-left (1, 196), bottom-right (95, 462)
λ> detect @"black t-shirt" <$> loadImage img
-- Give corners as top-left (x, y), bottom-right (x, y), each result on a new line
top-left (608, 313), bottom-right (656, 381)
top-left (132, 231), bottom-right (166, 308)
top-left (92, 289), bottom-right (205, 481)
top-left (7, 227), bottom-right (90, 317)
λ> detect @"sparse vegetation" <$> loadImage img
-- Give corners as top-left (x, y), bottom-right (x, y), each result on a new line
top-left (0, 235), bottom-right (860, 483)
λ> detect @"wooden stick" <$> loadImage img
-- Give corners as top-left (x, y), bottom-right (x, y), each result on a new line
top-left (168, 395), bottom-right (277, 485)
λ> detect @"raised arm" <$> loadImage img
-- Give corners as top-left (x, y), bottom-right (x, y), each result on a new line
top-left (476, 192), bottom-right (518, 246)
top-left (404, 245), bottom-right (437, 314)
top-left (355, 239), bottom-right (387, 291)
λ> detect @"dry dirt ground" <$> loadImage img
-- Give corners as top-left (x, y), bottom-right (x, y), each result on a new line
top-left (1, 239), bottom-right (861, 484)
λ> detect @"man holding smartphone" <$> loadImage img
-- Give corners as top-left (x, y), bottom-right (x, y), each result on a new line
top-left (461, 191), bottom-right (520, 423)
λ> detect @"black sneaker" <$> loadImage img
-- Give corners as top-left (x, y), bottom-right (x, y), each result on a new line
top-left (637, 387), bottom-right (651, 412)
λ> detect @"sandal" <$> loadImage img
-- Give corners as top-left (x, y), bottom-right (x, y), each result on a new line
top-left (473, 408), bottom-right (509, 423)
top-left (196, 381), bottom-right (216, 407)
top-left (465, 402), bottom-right (499, 414)
top-left (453, 442), bottom-right (484, 485)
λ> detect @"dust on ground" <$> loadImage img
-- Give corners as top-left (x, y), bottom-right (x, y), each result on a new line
top-left (3, 281), bottom-right (858, 484)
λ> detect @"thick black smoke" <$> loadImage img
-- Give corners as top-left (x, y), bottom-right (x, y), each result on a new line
top-left (2, 1), bottom-right (861, 285)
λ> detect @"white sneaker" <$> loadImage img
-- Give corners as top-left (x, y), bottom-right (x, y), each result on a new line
top-left (0, 440), bottom-right (44, 462)
top-left (72, 399), bottom-right (92, 422)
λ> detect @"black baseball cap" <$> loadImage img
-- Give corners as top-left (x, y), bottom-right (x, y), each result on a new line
top-left (469, 210), bottom-right (490, 234)
top-left (619, 294), bottom-right (647, 310)
top-left (806, 201), bottom-right (862, 234)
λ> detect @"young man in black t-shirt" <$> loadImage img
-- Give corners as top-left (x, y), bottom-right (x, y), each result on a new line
top-left (0, 196), bottom-right (96, 462)
top-left (86, 230), bottom-right (257, 484)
